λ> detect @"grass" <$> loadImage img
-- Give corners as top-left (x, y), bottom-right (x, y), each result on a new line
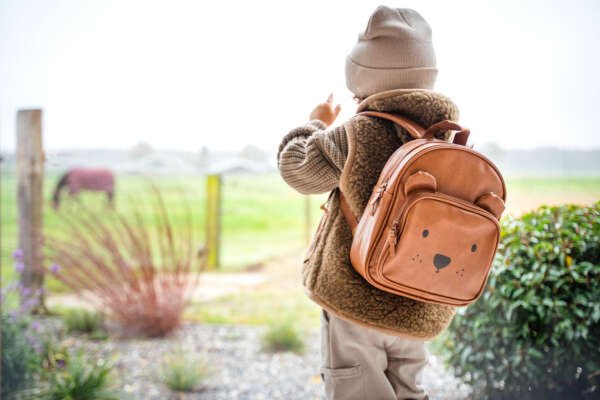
top-left (504, 176), bottom-right (600, 194)
top-left (262, 318), bottom-right (305, 354)
top-left (160, 349), bottom-right (208, 392)
top-left (61, 308), bottom-right (106, 338)
top-left (185, 288), bottom-right (320, 328)
top-left (0, 172), bottom-right (327, 295)
top-left (503, 176), bottom-right (600, 216)
top-left (42, 351), bottom-right (120, 400)
top-left (2, 172), bottom-right (599, 327)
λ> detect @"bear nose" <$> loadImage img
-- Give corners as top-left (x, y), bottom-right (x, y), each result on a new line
top-left (433, 253), bottom-right (451, 271)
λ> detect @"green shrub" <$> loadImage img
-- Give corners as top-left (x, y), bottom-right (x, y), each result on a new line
top-left (62, 308), bottom-right (105, 336)
top-left (1, 315), bottom-right (41, 399)
top-left (42, 352), bottom-right (119, 400)
top-left (160, 349), bottom-right (208, 392)
top-left (262, 318), bottom-right (305, 354)
top-left (445, 202), bottom-right (600, 399)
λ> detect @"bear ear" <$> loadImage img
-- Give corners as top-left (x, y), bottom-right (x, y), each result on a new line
top-left (404, 170), bottom-right (437, 196)
top-left (475, 192), bottom-right (505, 220)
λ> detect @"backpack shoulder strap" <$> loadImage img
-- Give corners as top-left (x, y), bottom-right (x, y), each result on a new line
top-left (357, 111), bottom-right (425, 140)
top-left (339, 112), bottom-right (471, 236)
top-left (340, 111), bottom-right (424, 236)
top-left (338, 190), bottom-right (357, 235)
top-left (358, 111), bottom-right (470, 145)
top-left (339, 111), bottom-right (424, 236)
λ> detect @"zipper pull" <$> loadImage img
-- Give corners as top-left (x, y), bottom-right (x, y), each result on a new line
top-left (387, 219), bottom-right (399, 255)
top-left (369, 181), bottom-right (388, 215)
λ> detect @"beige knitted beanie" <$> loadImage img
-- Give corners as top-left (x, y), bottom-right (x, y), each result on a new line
top-left (346, 6), bottom-right (437, 98)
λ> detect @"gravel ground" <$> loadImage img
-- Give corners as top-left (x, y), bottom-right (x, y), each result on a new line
top-left (55, 321), bottom-right (471, 400)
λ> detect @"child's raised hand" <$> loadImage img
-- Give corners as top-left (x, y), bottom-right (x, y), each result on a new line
top-left (309, 94), bottom-right (342, 127)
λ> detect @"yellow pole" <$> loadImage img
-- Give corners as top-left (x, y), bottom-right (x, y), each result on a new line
top-left (205, 174), bottom-right (221, 269)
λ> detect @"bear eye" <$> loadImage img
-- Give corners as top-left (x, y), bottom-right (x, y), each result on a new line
top-left (422, 229), bottom-right (429, 238)
top-left (471, 244), bottom-right (477, 252)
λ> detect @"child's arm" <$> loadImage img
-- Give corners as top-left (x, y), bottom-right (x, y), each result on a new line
top-left (277, 96), bottom-right (348, 195)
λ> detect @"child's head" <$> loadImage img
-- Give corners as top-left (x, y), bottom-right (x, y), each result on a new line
top-left (346, 6), bottom-right (437, 100)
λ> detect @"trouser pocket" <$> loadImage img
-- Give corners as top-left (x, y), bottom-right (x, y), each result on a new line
top-left (320, 365), bottom-right (364, 400)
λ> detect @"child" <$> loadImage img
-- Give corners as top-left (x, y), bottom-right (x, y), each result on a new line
top-left (277, 6), bottom-right (460, 399)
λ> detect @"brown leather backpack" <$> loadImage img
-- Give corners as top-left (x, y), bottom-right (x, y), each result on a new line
top-left (339, 111), bottom-right (506, 306)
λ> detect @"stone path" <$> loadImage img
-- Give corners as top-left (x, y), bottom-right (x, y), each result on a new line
top-left (60, 322), bottom-right (471, 400)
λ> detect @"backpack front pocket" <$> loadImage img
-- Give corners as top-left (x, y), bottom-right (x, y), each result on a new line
top-left (374, 192), bottom-right (500, 305)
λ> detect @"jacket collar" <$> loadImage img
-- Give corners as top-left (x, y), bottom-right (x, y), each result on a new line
top-left (356, 89), bottom-right (460, 129)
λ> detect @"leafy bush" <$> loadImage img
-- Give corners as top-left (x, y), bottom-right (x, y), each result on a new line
top-left (160, 349), bottom-right (208, 392)
top-left (1, 260), bottom-right (45, 400)
top-left (1, 314), bottom-right (41, 399)
top-left (42, 352), bottom-right (120, 400)
top-left (46, 186), bottom-right (203, 337)
top-left (262, 318), bottom-right (305, 354)
top-left (62, 308), bottom-right (105, 336)
top-left (445, 202), bottom-right (600, 399)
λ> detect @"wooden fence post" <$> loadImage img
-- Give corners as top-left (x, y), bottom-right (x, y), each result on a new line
top-left (205, 174), bottom-right (221, 269)
top-left (16, 109), bottom-right (45, 309)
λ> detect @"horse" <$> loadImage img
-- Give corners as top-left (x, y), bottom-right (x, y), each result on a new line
top-left (52, 168), bottom-right (115, 209)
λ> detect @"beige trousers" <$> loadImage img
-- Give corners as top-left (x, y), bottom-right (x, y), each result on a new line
top-left (320, 310), bottom-right (429, 400)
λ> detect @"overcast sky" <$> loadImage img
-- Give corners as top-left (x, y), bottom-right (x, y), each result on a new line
top-left (1, 0), bottom-right (599, 152)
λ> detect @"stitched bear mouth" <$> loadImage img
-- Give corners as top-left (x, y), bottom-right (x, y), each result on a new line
top-left (434, 253), bottom-right (451, 272)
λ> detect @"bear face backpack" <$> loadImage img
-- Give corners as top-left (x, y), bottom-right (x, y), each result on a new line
top-left (339, 111), bottom-right (506, 306)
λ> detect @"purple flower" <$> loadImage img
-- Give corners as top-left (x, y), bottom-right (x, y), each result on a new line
top-left (50, 263), bottom-right (60, 274)
top-left (12, 248), bottom-right (24, 261)
top-left (32, 340), bottom-right (44, 354)
top-left (25, 334), bottom-right (36, 346)
top-left (15, 261), bottom-right (25, 273)
top-left (25, 334), bottom-right (43, 354)
top-left (30, 321), bottom-right (41, 332)
top-left (20, 286), bottom-right (32, 298)
top-left (21, 295), bottom-right (39, 312)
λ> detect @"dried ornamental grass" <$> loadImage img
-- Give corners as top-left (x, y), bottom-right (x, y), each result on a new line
top-left (46, 186), bottom-right (203, 337)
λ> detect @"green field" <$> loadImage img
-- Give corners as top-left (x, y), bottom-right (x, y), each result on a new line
top-left (0, 173), bottom-right (326, 292)
top-left (1, 173), bottom-right (599, 325)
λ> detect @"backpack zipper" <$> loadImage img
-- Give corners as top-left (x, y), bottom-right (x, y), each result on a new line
top-left (387, 218), bottom-right (400, 254)
top-left (368, 140), bottom-right (433, 215)
top-left (369, 182), bottom-right (388, 215)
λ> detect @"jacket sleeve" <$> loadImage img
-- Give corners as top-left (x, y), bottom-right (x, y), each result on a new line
top-left (277, 120), bottom-right (349, 195)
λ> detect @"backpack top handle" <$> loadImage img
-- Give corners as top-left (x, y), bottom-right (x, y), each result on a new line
top-left (424, 120), bottom-right (471, 145)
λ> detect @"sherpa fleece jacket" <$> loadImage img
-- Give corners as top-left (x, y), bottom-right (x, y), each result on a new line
top-left (277, 89), bottom-right (460, 339)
